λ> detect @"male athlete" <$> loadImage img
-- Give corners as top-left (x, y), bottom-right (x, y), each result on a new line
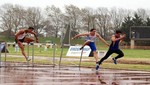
top-left (15, 27), bottom-right (38, 61)
top-left (72, 28), bottom-right (109, 70)
top-left (96, 30), bottom-right (126, 70)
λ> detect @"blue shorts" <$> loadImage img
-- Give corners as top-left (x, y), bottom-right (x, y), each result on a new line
top-left (88, 42), bottom-right (96, 52)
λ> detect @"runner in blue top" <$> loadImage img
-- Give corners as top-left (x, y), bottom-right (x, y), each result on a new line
top-left (96, 30), bottom-right (126, 70)
top-left (72, 28), bottom-right (109, 69)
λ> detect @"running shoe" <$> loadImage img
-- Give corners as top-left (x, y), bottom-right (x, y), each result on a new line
top-left (112, 58), bottom-right (117, 64)
top-left (96, 64), bottom-right (99, 71)
top-left (27, 57), bottom-right (31, 61)
top-left (80, 47), bottom-right (83, 50)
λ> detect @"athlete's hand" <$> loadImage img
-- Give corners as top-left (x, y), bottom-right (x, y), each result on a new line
top-left (120, 34), bottom-right (126, 40)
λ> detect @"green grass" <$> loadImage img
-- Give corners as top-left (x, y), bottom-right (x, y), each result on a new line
top-left (123, 49), bottom-right (150, 58)
top-left (2, 45), bottom-right (149, 71)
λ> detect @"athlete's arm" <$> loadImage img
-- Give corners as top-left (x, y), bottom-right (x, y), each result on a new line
top-left (112, 34), bottom-right (126, 42)
top-left (28, 31), bottom-right (39, 43)
top-left (97, 33), bottom-right (109, 46)
top-left (119, 34), bottom-right (126, 43)
top-left (72, 33), bottom-right (89, 39)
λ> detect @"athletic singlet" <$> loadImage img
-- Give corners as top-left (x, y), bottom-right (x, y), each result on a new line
top-left (109, 35), bottom-right (120, 50)
top-left (86, 33), bottom-right (96, 42)
top-left (17, 32), bottom-right (27, 40)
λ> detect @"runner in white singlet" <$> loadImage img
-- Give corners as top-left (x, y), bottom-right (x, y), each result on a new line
top-left (15, 27), bottom-right (38, 61)
top-left (72, 28), bottom-right (109, 70)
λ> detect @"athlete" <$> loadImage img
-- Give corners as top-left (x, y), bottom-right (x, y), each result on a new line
top-left (15, 27), bottom-right (38, 61)
top-left (72, 28), bottom-right (109, 69)
top-left (96, 30), bottom-right (126, 70)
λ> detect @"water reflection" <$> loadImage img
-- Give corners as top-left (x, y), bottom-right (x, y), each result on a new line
top-left (96, 71), bottom-right (107, 84)
top-left (0, 63), bottom-right (150, 85)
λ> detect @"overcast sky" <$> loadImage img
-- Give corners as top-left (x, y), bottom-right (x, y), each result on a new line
top-left (0, 0), bottom-right (150, 10)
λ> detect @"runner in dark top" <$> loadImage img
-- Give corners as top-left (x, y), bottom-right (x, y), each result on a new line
top-left (96, 30), bottom-right (126, 71)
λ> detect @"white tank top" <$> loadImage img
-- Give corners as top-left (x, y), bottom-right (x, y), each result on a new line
top-left (86, 33), bottom-right (96, 42)
top-left (17, 32), bottom-right (27, 39)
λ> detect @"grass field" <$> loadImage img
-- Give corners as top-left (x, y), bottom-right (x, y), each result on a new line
top-left (1, 44), bottom-right (149, 71)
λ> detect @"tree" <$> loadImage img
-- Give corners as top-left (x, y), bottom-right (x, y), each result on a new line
top-left (11, 5), bottom-right (25, 33)
top-left (145, 17), bottom-right (150, 26)
top-left (24, 7), bottom-right (45, 35)
top-left (65, 5), bottom-right (82, 32)
top-left (81, 7), bottom-right (96, 32)
top-left (0, 4), bottom-right (14, 37)
top-left (110, 8), bottom-right (131, 30)
top-left (0, 4), bottom-right (25, 37)
top-left (95, 7), bottom-right (110, 38)
top-left (137, 8), bottom-right (148, 21)
top-left (45, 5), bottom-right (63, 38)
top-left (132, 13), bottom-right (144, 26)
top-left (120, 16), bottom-right (134, 42)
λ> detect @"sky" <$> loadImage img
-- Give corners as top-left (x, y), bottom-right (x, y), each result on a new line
top-left (0, 0), bottom-right (150, 10)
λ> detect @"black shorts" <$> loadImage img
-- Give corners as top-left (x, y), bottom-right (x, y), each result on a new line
top-left (15, 37), bottom-right (25, 43)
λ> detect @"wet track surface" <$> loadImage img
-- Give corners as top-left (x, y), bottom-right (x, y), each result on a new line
top-left (0, 63), bottom-right (150, 85)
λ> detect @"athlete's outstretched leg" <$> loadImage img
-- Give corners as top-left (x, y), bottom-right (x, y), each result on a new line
top-left (98, 50), bottom-right (113, 65)
top-left (80, 40), bottom-right (91, 50)
top-left (24, 37), bottom-right (34, 44)
top-left (17, 42), bottom-right (28, 61)
top-left (114, 49), bottom-right (124, 59)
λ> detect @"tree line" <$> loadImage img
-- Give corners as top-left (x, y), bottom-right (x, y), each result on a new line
top-left (0, 3), bottom-right (150, 43)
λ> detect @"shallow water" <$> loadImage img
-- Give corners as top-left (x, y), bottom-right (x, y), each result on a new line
top-left (0, 62), bottom-right (150, 85)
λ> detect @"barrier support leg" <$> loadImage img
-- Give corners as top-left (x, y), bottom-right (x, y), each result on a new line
top-left (53, 44), bottom-right (56, 67)
top-left (79, 47), bottom-right (84, 71)
top-left (31, 42), bottom-right (34, 67)
top-left (0, 43), bottom-right (1, 68)
top-left (59, 44), bottom-right (64, 69)
top-left (4, 42), bottom-right (7, 67)
top-left (4, 42), bottom-right (7, 62)
top-left (27, 43), bottom-right (30, 66)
